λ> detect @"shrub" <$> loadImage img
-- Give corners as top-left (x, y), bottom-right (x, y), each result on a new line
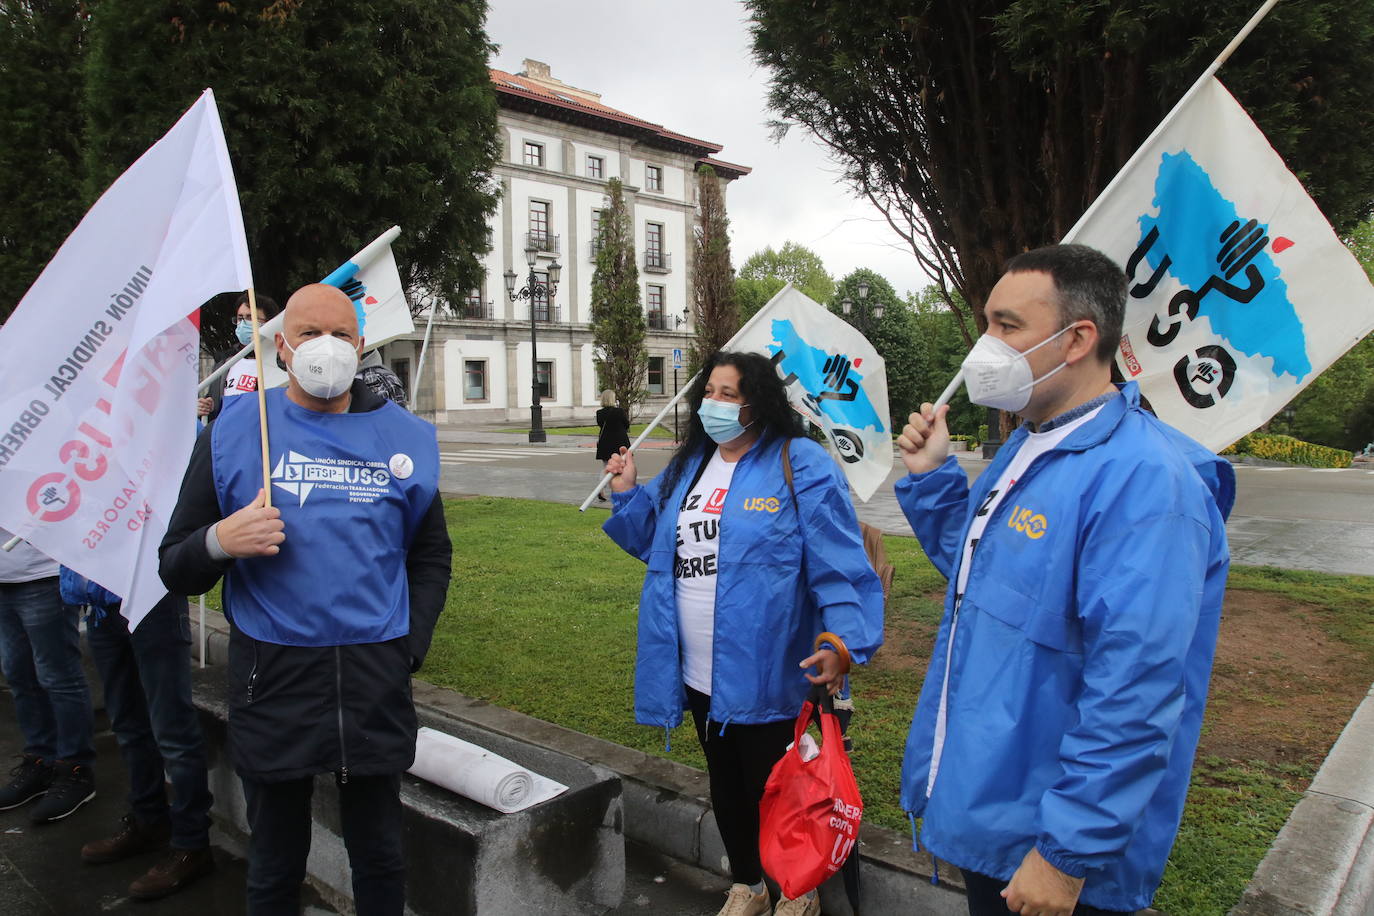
top-left (1222, 432), bottom-right (1353, 468)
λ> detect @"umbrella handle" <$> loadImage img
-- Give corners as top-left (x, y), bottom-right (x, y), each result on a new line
top-left (813, 631), bottom-right (852, 675)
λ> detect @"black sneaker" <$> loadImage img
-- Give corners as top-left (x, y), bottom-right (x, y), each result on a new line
top-left (29, 761), bottom-right (95, 823)
top-left (0, 755), bottom-right (54, 810)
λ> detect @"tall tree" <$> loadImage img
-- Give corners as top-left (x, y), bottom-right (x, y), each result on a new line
top-left (690, 165), bottom-right (740, 371)
top-left (81, 0), bottom-right (500, 347)
top-left (748, 0), bottom-right (1374, 340)
top-left (591, 179), bottom-right (649, 419)
top-left (830, 269), bottom-right (926, 431)
top-left (0, 2), bottom-right (91, 320)
top-left (735, 241), bottom-right (834, 320)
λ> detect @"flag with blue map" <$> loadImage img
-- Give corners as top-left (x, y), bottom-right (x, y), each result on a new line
top-left (1065, 78), bottom-right (1374, 451)
top-left (251, 227), bottom-right (412, 390)
top-left (731, 284), bottom-right (892, 501)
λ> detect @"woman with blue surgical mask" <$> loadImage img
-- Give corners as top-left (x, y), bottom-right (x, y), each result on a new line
top-left (601, 350), bottom-right (885, 916)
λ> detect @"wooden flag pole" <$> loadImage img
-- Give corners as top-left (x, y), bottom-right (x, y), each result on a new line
top-left (247, 288), bottom-right (272, 508)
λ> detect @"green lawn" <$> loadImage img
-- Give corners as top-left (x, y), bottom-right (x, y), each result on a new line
top-left (419, 496), bottom-right (1371, 916)
top-left (497, 423), bottom-right (677, 441)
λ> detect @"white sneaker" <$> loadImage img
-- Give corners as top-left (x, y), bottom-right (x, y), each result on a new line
top-left (718, 882), bottom-right (771, 916)
top-left (774, 892), bottom-right (821, 916)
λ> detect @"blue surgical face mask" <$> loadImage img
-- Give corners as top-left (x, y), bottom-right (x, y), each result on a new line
top-left (235, 319), bottom-right (255, 347)
top-left (697, 397), bottom-right (752, 444)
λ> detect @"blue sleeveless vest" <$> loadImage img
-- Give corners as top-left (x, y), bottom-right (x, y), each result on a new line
top-left (211, 389), bottom-right (440, 647)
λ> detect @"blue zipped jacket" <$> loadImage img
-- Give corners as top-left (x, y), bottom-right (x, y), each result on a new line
top-left (603, 434), bottom-right (885, 729)
top-left (894, 383), bottom-right (1233, 911)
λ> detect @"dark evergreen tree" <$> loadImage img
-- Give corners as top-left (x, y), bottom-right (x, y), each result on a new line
top-left (0, 2), bottom-right (91, 320)
top-left (591, 179), bottom-right (648, 419)
top-left (689, 165), bottom-right (740, 371)
top-left (81, 0), bottom-right (499, 347)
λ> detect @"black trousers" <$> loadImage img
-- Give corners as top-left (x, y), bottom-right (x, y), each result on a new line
top-left (686, 686), bottom-right (796, 887)
top-left (242, 772), bottom-right (404, 916)
top-left (961, 869), bottom-right (1136, 916)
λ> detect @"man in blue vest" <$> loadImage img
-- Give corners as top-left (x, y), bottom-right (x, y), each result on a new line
top-left (894, 245), bottom-right (1232, 915)
top-left (160, 284), bottom-right (452, 916)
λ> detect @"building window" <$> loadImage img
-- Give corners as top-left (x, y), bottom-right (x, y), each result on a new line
top-left (587, 155), bottom-right (604, 179)
top-left (590, 208), bottom-right (605, 259)
top-left (647, 284), bottom-right (666, 330)
top-left (529, 200), bottom-right (551, 250)
top-left (463, 287), bottom-right (486, 319)
top-left (645, 221), bottom-right (667, 271)
top-left (390, 359), bottom-right (410, 398)
top-left (536, 360), bottom-right (554, 400)
top-left (645, 164), bottom-right (663, 191)
top-left (532, 270), bottom-right (553, 321)
top-left (523, 141), bottom-right (544, 167)
top-left (647, 356), bottom-right (665, 395)
top-left (464, 360), bottom-right (488, 402)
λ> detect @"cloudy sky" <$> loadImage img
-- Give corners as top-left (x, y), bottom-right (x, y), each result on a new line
top-left (485, 0), bottom-right (934, 301)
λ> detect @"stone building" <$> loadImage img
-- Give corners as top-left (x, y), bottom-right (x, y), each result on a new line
top-left (383, 59), bottom-right (749, 429)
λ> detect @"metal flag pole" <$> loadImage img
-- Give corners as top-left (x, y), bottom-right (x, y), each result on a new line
top-left (412, 302), bottom-right (439, 409)
top-left (577, 284), bottom-right (800, 512)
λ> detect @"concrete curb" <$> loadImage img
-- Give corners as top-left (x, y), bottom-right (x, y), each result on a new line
top-left (187, 608), bottom-right (966, 914)
top-left (1231, 683), bottom-right (1374, 916)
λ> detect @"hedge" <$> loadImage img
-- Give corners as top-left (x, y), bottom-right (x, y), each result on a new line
top-left (1221, 432), bottom-right (1353, 468)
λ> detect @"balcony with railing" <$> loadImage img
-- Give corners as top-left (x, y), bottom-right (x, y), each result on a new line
top-left (527, 303), bottom-right (563, 324)
top-left (457, 300), bottom-right (494, 320)
top-left (646, 310), bottom-right (668, 331)
top-left (589, 238), bottom-right (604, 261)
top-left (644, 249), bottom-right (671, 273)
top-left (525, 232), bottom-right (561, 255)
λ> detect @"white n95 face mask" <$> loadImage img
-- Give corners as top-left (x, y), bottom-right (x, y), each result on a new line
top-left (284, 335), bottom-right (359, 399)
top-left (960, 325), bottom-right (1074, 412)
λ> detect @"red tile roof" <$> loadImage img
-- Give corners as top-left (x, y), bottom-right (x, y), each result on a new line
top-left (490, 68), bottom-right (748, 177)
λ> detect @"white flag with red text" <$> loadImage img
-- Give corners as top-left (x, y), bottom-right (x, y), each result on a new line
top-left (0, 89), bottom-right (252, 628)
top-left (1065, 77), bottom-right (1374, 451)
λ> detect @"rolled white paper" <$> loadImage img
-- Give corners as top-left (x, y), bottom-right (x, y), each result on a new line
top-left (408, 727), bottom-right (568, 814)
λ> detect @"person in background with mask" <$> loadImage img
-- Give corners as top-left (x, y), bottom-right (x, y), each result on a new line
top-left (602, 350), bottom-right (884, 916)
top-left (894, 245), bottom-right (1233, 916)
top-left (197, 292), bottom-right (280, 423)
top-left (158, 284), bottom-right (452, 915)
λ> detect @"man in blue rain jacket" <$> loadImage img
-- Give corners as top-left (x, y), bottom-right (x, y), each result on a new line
top-left (894, 245), bottom-right (1233, 915)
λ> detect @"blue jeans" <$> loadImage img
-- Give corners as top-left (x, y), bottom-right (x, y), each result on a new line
top-left (0, 577), bottom-right (95, 766)
top-left (87, 593), bottom-right (212, 848)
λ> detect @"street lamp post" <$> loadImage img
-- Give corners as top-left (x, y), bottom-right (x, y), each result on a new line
top-left (840, 279), bottom-right (885, 336)
top-left (504, 247), bottom-right (561, 443)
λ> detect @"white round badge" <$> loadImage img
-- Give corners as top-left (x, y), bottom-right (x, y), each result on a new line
top-left (388, 453), bottom-right (414, 480)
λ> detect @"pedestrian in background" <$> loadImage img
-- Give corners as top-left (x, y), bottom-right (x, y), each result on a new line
top-left (602, 350), bottom-right (884, 916)
top-left (594, 389), bottom-right (630, 502)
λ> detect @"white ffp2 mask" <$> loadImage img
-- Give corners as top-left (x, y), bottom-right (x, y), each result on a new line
top-left (960, 325), bottom-right (1074, 412)
top-left (284, 335), bottom-right (359, 399)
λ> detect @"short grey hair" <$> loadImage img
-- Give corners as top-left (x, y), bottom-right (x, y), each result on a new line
top-left (1003, 244), bottom-right (1126, 364)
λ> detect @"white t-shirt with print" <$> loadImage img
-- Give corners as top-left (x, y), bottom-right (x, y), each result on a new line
top-left (674, 451), bottom-right (737, 694)
top-left (222, 357), bottom-right (260, 398)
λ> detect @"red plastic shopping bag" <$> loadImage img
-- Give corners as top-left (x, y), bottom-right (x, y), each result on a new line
top-left (758, 688), bottom-right (863, 899)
